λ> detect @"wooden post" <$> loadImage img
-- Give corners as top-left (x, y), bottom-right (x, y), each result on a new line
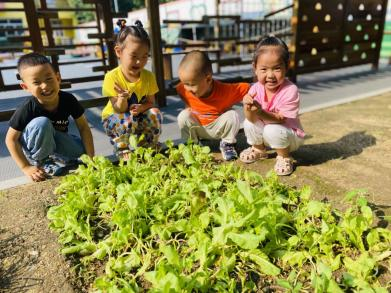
top-left (94, 2), bottom-right (108, 71)
top-left (163, 54), bottom-right (173, 80)
top-left (39, 0), bottom-right (59, 73)
top-left (145, 0), bottom-right (166, 107)
top-left (0, 71), bottom-right (4, 89)
top-left (96, 0), bottom-right (117, 69)
top-left (23, 0), bottom-right (44, 53)
top-left (215, 0), bottom-right (220, 52)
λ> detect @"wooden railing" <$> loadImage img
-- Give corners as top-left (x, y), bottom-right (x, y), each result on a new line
top-left (161, 15), bottom-right (292, 79)
top-left (0, 0), bottom-right (117, 92)
top-left (1, 1), bottom-right (388, 121)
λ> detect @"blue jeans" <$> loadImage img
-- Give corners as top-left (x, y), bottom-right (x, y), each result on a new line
top-left (20, 117), bottom-right (85, 164)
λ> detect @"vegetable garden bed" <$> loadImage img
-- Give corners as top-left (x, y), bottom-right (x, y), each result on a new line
top-left (46, 142), bottom-right (390, 292)
top-left (1, 92), bottom-right (391, 292)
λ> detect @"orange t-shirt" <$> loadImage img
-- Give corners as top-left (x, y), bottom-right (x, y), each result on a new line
top-left (176, 80), bottom-right (250, 125)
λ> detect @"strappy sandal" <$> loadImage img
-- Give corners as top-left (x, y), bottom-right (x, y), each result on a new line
top-left (274, 155), bottom-right (294, 176)
top-left (115, 149), bottom-right (132, 161)
top-left (239, 146), bottom-right (268, 163)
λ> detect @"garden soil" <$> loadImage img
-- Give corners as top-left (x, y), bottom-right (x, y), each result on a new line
top-left (1, 92), bottom-right (390, 292)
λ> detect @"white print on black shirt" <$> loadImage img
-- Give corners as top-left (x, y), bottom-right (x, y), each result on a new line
top-left (52, 119), bottom-right (69, 131)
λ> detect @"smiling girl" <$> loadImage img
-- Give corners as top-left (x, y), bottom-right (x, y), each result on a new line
top-left (240, 36), bottom-right (305, 176)
top-left (101, 20), bottom-right (162, 160)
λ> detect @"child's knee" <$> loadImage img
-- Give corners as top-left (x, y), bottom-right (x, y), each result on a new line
top-left (263, 125), bottom-right (289, 149)
top-left (220, 111), bottom-right (240, 135)
top-left (243, 118), bottom-right (262, 132)
top-left (28, 116), bottom-right (52, 129)
top-left (243, 119), bottom-right (253, 130)
top-left (146, 107), bottom-right (163, 123)
top-left (148, 107), bottom-right (161, 115)
top-left (177, 109), bottom-right (195, 128)
top-left (25, 116), bottom-right (54, 136)
top-left (224, 110), bottom-right (240, 125)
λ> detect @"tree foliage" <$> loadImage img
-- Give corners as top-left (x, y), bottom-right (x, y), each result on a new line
top-left (65, 0), bottom-right (176, 23)
top-left (66, 0), bottom-right (95, 23)
top-left (117, 0), bottom-right (175, 11)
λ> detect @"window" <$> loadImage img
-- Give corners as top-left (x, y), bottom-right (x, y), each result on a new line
top-left (0, 19), bottom-right (23, 41)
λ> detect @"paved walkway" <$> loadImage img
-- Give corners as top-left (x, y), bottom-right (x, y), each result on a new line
top-left (0, 62), bottom-right (390, 189)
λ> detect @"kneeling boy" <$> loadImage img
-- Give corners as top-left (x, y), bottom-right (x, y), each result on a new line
top-left (5, 52), bottom-right (95, 181)
top-left (176, 50), bottom-right (250, 160)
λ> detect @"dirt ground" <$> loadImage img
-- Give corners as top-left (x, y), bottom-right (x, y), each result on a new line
top-left (0, 92), bottom-right (390, 292)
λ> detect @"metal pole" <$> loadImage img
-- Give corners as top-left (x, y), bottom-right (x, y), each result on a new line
top-left (145, 0), bottom-right (166, 107)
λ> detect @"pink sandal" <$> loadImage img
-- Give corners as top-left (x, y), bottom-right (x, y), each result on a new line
top-left (239, 146), bottom-right (268, 163)
top-left (274, 156), bottom-right (294, 176)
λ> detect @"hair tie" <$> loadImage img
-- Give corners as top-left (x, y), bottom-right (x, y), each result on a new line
top-left (134, 20), bottom-right (143, 28)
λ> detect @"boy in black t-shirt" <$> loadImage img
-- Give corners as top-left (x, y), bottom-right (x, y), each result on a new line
top-left (5, 53), bottom-right (95, 181)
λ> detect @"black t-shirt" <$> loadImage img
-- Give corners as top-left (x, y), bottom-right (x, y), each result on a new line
top-left (9, 90), bottom-right (84, 132)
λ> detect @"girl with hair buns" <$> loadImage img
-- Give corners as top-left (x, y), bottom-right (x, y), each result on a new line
top-left (101, 20), bottom-right (162, 160)
top-left (240, 36), bottom-right (305, 176)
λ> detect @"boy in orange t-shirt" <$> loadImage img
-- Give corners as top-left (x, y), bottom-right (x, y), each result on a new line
top-left (176, 50), bottom-right (250, 160)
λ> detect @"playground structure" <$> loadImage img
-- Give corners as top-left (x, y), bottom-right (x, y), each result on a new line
top-left (0, 0), bottom-right (117, 91)
top-left (162, 0), bottom-right (388, 82)
top-left (0, 0), bottom-right (389, 119)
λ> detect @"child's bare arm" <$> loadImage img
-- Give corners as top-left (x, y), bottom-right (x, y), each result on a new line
top-left (74, 115), bottom-right (95, 157)
top-left (110, 83), bottom-right (129, 113)
top-left (130, 94), bottom-right (155, 116)
top-left (242, 93), bottom-right (259, 123)
top-left (5, 127), bottom-right (46, 181)
top-left (253, 100), bottom-right (285, 123)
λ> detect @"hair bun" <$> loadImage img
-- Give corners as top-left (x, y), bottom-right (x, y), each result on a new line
top-left (134, 20), bottom-right (143, 28)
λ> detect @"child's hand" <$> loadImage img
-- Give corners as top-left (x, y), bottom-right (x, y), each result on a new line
top-left (114, 83), bottom-right (129, 100)
top-left (242, 93), bottom-right (254, 105)
top-left (22, 165), bottom-right (46, 182)
top-left (252, 99), bottom-right (262, 109)
top-left (130, 104), bottom-right (142, 116)
top-left (243, 93), bottom-right (259, 112)
top-left (274, 112), bottom-right (286, 122)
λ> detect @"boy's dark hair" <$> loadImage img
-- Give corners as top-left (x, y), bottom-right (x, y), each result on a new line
top-left (116, 20), bottom-right (150, 49)
top-left (253, 35), bottom-right (290, 68)
top-left (17, 52), bottom-right (54, 73)
top-left (179, 50), bottom-right (213, 75)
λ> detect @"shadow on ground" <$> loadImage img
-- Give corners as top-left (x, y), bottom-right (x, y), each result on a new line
top-left (368, 203), bottom-right (391, 229)
top-left (205, 131), bottom-right (376, 168)
top-left (294, 131), bottom-right (376, 166)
